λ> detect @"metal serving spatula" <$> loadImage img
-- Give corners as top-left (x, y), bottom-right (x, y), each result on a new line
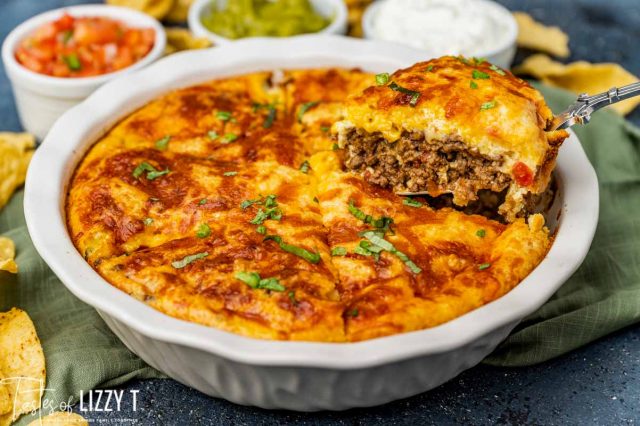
top-left (550, 82), bottom-right (640, 130)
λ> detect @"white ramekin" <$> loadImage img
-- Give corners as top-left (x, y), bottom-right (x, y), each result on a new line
top-left (24, 36), bottom-right (599, 411)
top-left (188, 0), bottom-right (348, 45)
top-left (362, 0), bottom-right (518, 69)
top-left (1, 4), bottom-right (166, 141)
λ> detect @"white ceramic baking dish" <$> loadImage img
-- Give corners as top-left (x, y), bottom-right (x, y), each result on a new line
top-left (24, 36), bottom-right (599, 411)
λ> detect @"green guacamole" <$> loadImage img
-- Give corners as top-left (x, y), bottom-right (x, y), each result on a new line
top-left (202, 0), bottom-right (330, 39)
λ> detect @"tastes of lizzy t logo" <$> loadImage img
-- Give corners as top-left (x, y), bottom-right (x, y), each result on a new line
top-left (78, 389), bottom-right (139, 412)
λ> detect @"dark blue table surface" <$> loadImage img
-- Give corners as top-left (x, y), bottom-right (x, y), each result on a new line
top-left (1, 1), bottom-right (639, 424)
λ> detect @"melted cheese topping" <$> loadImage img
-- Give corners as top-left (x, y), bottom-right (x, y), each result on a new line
top-left (336, 57), bottom-right (568, 194)
top-left (67, 68), bottom-right (551, 342)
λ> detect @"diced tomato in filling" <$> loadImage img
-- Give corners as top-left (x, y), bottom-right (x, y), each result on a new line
top-left (512, 161), bottom-right (534, 187)
top-left (14, 13), bottom-right (155, 78)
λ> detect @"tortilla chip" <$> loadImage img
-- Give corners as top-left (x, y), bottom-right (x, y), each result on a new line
top-left (0, 132), bottom-right (35, 211)
top-left (0, 386), bottom-right (10, 416)
top-left (346, 0), bottom-right (372, 38)
top-left (164, 28), bottom-right (212, 55)
top-left (0, 237), bottom-right (17, 274)
top-left (514, 54), bottom-right (640, 115)
top-left (106, 0), bottom-right (174, 20)
top-left (165, 0), bottom-right (193, 23)
top-left (27, 411), bottom-right (88, 426)
top-left (513, 12), bottom-right (570, 58)
top-left (0, 309), bottom-right (46, 425)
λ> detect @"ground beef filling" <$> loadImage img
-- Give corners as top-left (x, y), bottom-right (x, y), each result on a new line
top-left (343, 128), bottom-right (511, 205)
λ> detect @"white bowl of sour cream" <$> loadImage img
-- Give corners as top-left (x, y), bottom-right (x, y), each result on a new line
top-left (363, 0), bottom-right (517, 68)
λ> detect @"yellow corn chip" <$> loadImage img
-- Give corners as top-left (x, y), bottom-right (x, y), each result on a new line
top-left (106, 0), bottom-right (174, 20)
top-left (164, 28), bottom-right (212, 55)
top-left (0, 237), bottom-right (17, 274)
top-left (27, 411), bottom-right (89, 426)
top-left (0, 309), bottom-right (46, 425)
top-left (0, 386), bottom-right (10, 416)
top-left (347, 0), bottom-right (372, 38)
top-left (514, 54), bottom-right (640, 115)
top-left (165, 0), bottom-right (193, 23)
top-left (513, 12), bottom-right (570, 58)
top-left (0, 132), bottom-right (35, 211)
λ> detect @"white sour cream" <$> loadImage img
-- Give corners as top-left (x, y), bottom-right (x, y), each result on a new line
top-left (370, 0), bottom-right (510, 57)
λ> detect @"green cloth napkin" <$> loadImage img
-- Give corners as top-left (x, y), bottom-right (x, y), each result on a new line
top-left (1, 85), bottom-right (640, 420)
top-left (485, 84), bottom-right (640, 366)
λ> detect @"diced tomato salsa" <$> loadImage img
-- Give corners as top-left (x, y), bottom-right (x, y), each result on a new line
top-left (15, 13), bottom-right (155, 78)
top-left (512, 161), bottom-right (534, 187)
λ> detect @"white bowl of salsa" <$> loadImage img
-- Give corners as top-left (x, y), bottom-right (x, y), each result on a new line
top-left (1, 4), bottom-right (166, 140)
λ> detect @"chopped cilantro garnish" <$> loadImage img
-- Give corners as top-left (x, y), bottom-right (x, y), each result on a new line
top-left (359, 240), bottom-right (383, 254)
top-left (331, 247), bottom-right (347, 256)
top-left (245, 195), bottom-right (281, 224)
top-left (132, 162), bottom-right (170, 180)
top-left (476, 229), bottom-right (486, 238)
top-left (298, 101), bottom-right (320, 123)
top-left (147, 169), bottom-right (170, 180)
top-left (154, 135), bottom-right (171, 150)
top-left (349, 309), bottom-right (359, 318)
top-left (223, 171), bottom-right (238, 176)
top-left (253, 103), bottom-right (278, 128)
top-left (133, 162), bottom-right (155, 178)
top-left (171, 252), bottom-right (208, 269)
top-left (299, 160), bottom-right (310, 174)
top-left (388, 82), bottom-right (420, 107)
top-left (320, 126), bottom-right (330, 133)
top-left (354, 245), bottom-right (374, 257)
top-left (263, 105), bottom-right (277, 128)
top-left (472, 70), bottom-right (490, 79)
top-left (403, 197), bottom-right (423, 208)
top-left (332, 143), bottom-right (339, 151)
top-left (199, 198), bottom-right (207, 205)
top-left (235, 271), bottom-right (286, 292)
top-left (425, 65), bottom-right (434, 72)
top-left (220, 133), bottom-right (238, 144)
top-left (348, 199), bottom-right (394, 234)
top-left (474, 57), bottom-right (487, 64)
top-left (480, 100), bottom-right (497, 110)
top-left (249, 209), bottom-right (267, 224)
top-left (264, 235), bottom-right (321, 264)
top-left (207, 131), bottom-right (218, 140)
top-left (478, 262), bottom-right (491, 270)
top-left (361, 231), bottom-right (422, 274)
top-left (264, 194), bottom-right (277, 208)
top-left (240, 198), bottom-right (260, 209)
top-left (196, 223), bottom-right (211, 238)
top-left (62, 30), bottom-right (73, 44)
top-left (490, 64), bottom-right (506, 75)
top-left (470, 80), bottom-right (479, 89)
top-left (235, 271), bottom-right (260, 287)
top-left (375, 73), bottom-right (390, 85)
top-left (63, 53), bottom-right (81, 71)
top-left (258, 277), bottom-right (285, 292)
top-left (216, 111), bottom-right (233, 121)
top-left (256, 225), bottom-right (267, 235)
top-left (143, 218), bottom-right (153, 226)
top-left (288, 290), bottom-right (298, 306)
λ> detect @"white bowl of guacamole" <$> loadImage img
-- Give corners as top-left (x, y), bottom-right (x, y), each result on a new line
top-left (189, 0), bottom-right (348, 44)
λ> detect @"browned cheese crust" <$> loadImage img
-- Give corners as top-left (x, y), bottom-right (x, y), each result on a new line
top-left (335, 56), bottom-right (568, 221)
top-left (66, 67), bottom-right (552, 342)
